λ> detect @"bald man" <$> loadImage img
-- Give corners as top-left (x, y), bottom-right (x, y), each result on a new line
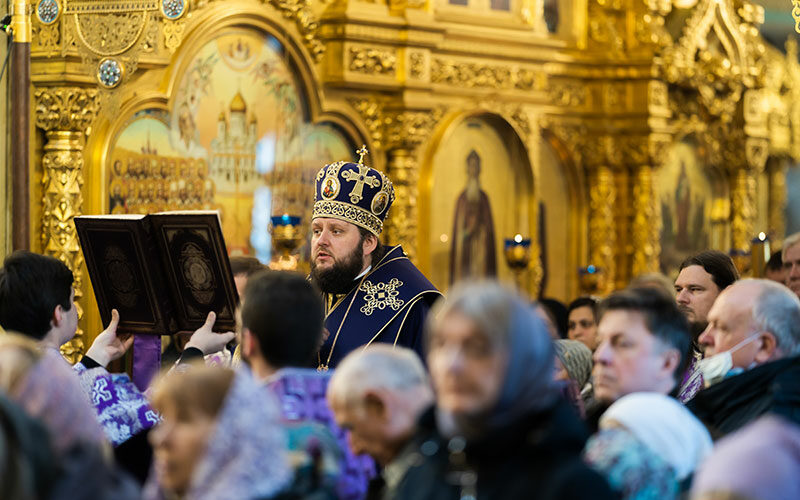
top-left (328, 345), bottom-right (433, 500)
top-left (688, 279), bottom-right (800, 438)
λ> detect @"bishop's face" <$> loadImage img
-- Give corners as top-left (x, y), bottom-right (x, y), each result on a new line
top-left (310, 218), bottom-right (368, 295)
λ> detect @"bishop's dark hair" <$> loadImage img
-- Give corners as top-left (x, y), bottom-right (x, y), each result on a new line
top-left (0, 251), bottom-right (74, 340)
top-left (241, 270), bottom-right (324, 368)
top-left (357, 226), bottom-right (386, 265)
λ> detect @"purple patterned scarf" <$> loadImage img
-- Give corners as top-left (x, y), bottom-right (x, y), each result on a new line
top-left (266, 367), bottom-right (376, 500)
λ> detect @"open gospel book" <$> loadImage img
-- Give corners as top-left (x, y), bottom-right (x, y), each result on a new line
top-left (75, 211), bottom-right (239, 336)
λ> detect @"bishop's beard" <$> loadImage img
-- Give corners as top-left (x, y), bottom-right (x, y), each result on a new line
top-left (310, 244), bottom-right (365, 295)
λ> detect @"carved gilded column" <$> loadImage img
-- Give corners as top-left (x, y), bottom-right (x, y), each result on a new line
top-left (34, 88), bottom-right (100, 363)
top-left (631, 164), bottom-right (662, 277)
top-left (767, 159), bottom-right (787, 243)
top-left (383, 109), bottom-right (442, 262)
top-left (385, 147), bottom-right (420, 258)
top-left (588, 164), bottom-right (617, 295)
top-left (730, 167), bottom-right (757, 254)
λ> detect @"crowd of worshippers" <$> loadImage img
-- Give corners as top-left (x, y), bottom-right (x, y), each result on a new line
top-left (1, 234), bottom-right (800, 500)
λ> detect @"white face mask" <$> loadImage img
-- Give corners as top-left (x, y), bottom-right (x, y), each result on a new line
top-left (697, 333), bottom-right (761, 388)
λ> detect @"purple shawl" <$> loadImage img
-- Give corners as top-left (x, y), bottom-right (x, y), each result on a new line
top-left (144, 369), bottom-right (292, 500)
top-left (74, 362), bottom-right (158, 446)
top-left (266, 367), bottom-right (376, 500)
top-left (15, 348), bottom-right (106, 455)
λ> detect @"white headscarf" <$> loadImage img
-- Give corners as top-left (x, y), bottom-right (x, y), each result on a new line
top-left (599, 392), bottom-right (712, 481)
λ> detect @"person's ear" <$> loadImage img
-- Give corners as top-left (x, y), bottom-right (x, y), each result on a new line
top-left (662, 348), bottom-right (680, 378)
top-left (52, 304), bottom-right (64, 328)
top-left (753, 332), bottom-right (778, 364)
top-left (362, 233), bottom-right (378, 257)
top-left (362, 390), bottom-right (388, 421)
top-left (242, 328), bottom-right (259, 360)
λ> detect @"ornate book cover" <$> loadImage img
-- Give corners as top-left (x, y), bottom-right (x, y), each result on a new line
top-left (75, 212), bottom-right (239, 335)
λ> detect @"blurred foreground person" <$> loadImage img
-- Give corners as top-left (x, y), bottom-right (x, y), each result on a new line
top-left (328, 345), bottom-right (433, 500)
top-left (0, 391), bottom-right (58, 500)
top-left (145, 366), bottom-right (293, 500)
top-left (240, 270), bottom-right (374, 499)
top-left (691, 416), bottom-right (800, 500)
top-left (0, 334), bottom-right (139, 499)
top-left (585, 392), bottom-right (712, 500)
top-left (396, 281), bottom-right (615, 500)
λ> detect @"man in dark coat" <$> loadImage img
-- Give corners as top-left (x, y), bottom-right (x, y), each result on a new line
top-left (688, 279), bottom-right (800, 438)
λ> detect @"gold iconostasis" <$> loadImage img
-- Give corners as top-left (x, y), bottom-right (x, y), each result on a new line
top-left (10, 0), bottom-right (800, 359)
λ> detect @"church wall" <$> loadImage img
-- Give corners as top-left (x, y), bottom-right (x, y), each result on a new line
top-left (17, 0), bottom-right (793, 359)
top-left (786, 164), bottom-right (800, 237)
top-left (538, 137), bottom-right (572, 303)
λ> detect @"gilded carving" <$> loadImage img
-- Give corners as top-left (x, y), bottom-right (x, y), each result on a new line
top-left (383, 109), bottom-right (442, 261)
top-left (768, 161), bottom-right (787, 243)
top-left (348, 98), bottom-right (386, 150)
top-left (385, 150), bottom-right (418, 259)
top-left (730, 168), bottom-right (757, 252)
top-left (348, 46), bottom-right (397, 75)
top-left (547, 81), bottom-right (587, 108)
top-left (266, 0), bottom-right (324, 61)
top-left (631, 164), bottom-right (661, 276)
top-left (34, 88), bottom-right (100, 363)
top-left (430, 58), bottom-right (541, 90)
top-left (408, 51), bottom-right (425, 79)
top-left (588, 165), bottom-right (617, 295)
top-left (539, 117), bottom-right (588, 167)
top-left (32, 21), bottom-right (61, 54)
top-left (163, 19), bottom-right (186, 54)
top-left (73, 11), bottom-right (149, 56)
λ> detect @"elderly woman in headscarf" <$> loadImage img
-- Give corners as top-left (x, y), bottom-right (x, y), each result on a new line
top-left (144, 365), bottom-right (294, 500)
top-left (553, 338), bottom-right (594, 416)
top-left (584, 392), bottom-right (713, 500)
top-left (395, 281), bottom-right (615, 500)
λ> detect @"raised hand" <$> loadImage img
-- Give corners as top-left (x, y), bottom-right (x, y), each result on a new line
top-left (85, 309), bottom-right (134, 368)
top-left (184, 311), bottom-right (235, 355)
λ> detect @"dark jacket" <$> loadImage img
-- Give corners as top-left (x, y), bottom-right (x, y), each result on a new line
top-left (687, 355), bottom-right (800, 439)
top-left (394, 400), bottom-right (617, 500)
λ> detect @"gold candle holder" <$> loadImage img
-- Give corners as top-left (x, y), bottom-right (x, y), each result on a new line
top-left (504, 234), bottom-right (531, 291)
top-left (269, 215), bottom-right (302, 271)
top-left (578, 265), bottom-right (603, 295)
top-left (750, 232), bottom-right (771, 278)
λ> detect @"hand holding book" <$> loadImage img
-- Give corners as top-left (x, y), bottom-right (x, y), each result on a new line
top-left (184, 311), bottom-right (235, 355)
top-left (85, 309), bottom-right (134, 368)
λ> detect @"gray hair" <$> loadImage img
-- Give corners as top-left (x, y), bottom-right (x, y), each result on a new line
top-left (748, 279), bottom-right (800, 356)
top-left (784, 232), bottom-right (800, 256)
top-left (425, 281), bottom-right (557, 428)
top-left (328, 344), bottom-right (429, 407)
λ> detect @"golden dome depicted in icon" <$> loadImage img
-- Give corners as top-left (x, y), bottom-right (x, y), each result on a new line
top-left (229, 91), bottom-right (247, 112)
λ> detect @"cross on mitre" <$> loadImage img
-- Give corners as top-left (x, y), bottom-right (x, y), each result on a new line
top-left (356, 145), bottom-right (368, 164)
top-left (342, 163), bottom-right (380, 204)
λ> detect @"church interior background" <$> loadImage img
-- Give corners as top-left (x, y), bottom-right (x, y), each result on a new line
top-left (2, 0), bottom-right (800, 360)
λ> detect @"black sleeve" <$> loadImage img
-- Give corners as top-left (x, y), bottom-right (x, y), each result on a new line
top-left (79, 356), bottom-right (103, 369)
top-left (178, 347), bottom-right (204, 364)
